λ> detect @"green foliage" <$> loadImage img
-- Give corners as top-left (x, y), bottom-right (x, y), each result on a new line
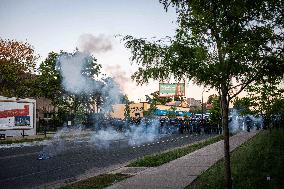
top-left (60, 174), bottom-right (130, 189)
top-left (36, 50), bottom-right (105, 124)
top-left (167, 105), bottom-right (177, 118)
top-left (0, 38), bottom-right (39, 97)
top-left (0, 136), bottom-right (52, 145)
top-left (271, 97), bottom-right (284, 116)
top-left (209, 95), bottom-right (221, 125)
top-left (207, 94), bottom-right (218, 104)
top-left (36, 52), bottom-right (61, 100)
top-left (247, 78), bottom-right (283, 119)
top-left (124, 1), bottom-right (284, 92)
top-left (144, 94), bottom-right (158, 117)
top-left (233, 97), bottom-right (254, 116)
top-left (151, 91), bottom-right (172, 105)
top-left (123, 95), bottom-right (131, 119)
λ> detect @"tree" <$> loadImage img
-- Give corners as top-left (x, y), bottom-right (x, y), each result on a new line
top-left (233, 97), bottom-right (254, 116)
top-left (37, 50), bottom-right (103, 124)
top-left (247, 78), bottom-right (283, 127)
top-left (123, 1), bottom-right (284, 188)
top-left (168, 105), bottom-right (177, 119)
top-left (36, 52), bottom-right (61, 101)
top-left (0, 38), bottom-right (39, 97)
top-left (207, 94), bottom-right (218, 104)
top-left (151, 91), bottom-right (172, 105)
top-left (123, 95), bottom-right (131, 121)
top-left (209, 95), bottom-right (222, 125)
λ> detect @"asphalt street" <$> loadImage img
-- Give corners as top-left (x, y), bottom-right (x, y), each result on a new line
top-left (0, 133), bottom-right (216, 189)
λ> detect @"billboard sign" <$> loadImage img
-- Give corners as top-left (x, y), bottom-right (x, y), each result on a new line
top-left (159, 83), bottom-right (185, 97)
top-left (0, 100), bottom-right (35, 130)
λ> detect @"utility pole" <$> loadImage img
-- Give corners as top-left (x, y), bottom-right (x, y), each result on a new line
top-left (201, 89), bottom-right (209, 121)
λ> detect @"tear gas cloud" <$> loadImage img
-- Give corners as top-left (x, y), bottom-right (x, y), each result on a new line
top-left (39, 125), bottom-right (84, 159)
top-left (229, 109), bottom-right (263, 134)
top-left (56, 51), bottom-right (123, 109)
top-left (39, 119), bottom-right (162, 159)
top-left (57, 52), bottom-right (96, 94)
top-left (39, 45), bottom-right (163, 159)
top-left (105, 64), bottom-right (129, 92)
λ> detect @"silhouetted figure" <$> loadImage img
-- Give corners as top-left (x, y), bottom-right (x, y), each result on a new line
top-left (245, 116), bottom-right (252, 132)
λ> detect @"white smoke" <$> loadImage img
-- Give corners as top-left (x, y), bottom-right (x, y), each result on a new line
top-left (39, 125), bottom-right (84, 159)
top-left (57, 52), bottom-right (95, 94)
top-left (105, 64), bottom-right (129, 92)
top-left (126, 119), bottom-right (160, 146)
top-left (229, 109), bottom-right (264, 134)
top-left (78, 33), bottom-right (112, 54)
top-left (89, 118), bottom-right (161, 149)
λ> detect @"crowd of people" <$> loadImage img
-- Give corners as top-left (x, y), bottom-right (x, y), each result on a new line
top-left (84, 115), bottom-right (223, 135)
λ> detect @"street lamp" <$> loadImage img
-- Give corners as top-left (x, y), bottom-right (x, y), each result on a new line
top-left (201, 89), bottom-right (209, 121)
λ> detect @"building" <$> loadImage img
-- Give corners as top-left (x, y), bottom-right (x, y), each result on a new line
top-left (187, 98), bottom-right (202, 108)
top-left (109, 102), bottom-right (191, 119)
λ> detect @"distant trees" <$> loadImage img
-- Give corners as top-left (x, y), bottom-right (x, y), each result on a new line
top-left (37, 50), bottom-right (123, 124)
top-left (0, 38), bottom-right (39, 97)
top-left (233, 97), bottom-right (254, 116)
top-left (151, 91), bottom-right (172, 105)
top-left (209, 95), bottom-right (221, 125)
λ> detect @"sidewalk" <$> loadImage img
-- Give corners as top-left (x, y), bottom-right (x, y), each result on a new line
top-left (107, 131), bottom-right (258, 189)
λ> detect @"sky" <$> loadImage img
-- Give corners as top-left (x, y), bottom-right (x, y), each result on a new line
top-left (0, 0), bottom-right (216, 102)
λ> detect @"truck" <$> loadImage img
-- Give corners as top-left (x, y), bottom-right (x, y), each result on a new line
top-left (0, 96), bottom-right (36, 139)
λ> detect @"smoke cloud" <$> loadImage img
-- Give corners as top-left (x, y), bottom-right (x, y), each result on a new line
top-left (57, 52), bottom-right (96, 94)
top-left (78, 33), bottom-right (112, 54)
top-left (229, 109), bottom-right (264, 133)
top-left (105, 64), bottom-right (129, 92)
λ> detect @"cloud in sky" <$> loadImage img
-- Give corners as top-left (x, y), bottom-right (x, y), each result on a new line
top-left (78, 33), bottom-right (112, 53)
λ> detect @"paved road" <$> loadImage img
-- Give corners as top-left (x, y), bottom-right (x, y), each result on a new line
top-left (0, 133), bottom-right (216, 189)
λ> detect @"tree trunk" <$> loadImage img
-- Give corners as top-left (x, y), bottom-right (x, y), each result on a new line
top-left (221, 87), bottom-right (232, 189)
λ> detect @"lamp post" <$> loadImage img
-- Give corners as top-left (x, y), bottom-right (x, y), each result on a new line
top-left (201, 89), bottom-right (209, 121)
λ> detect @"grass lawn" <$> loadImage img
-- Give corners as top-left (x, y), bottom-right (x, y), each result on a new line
top-left (187, 129), bottom-right (284, 189)
top-left (0, 136), bottom-right (52, 144)
top-left (128, 135), bottom-right (224, 167)
top-left (59, 174), bottom-right (131, 189)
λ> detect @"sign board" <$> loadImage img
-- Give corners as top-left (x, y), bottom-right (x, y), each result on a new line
top-left (0, 98), bottom-right (35, 130)
top-left (159, 83), bottom-right (185, 97)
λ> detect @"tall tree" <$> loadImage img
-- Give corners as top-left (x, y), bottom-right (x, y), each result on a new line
top-left (123, 1), bottom-right (284, 188)
top-left (0, 38), bottom-right (39, 97)
top-left (247, 78), bottom-right (283, 126)
top-left (36, 52), bottom-right (61, 100)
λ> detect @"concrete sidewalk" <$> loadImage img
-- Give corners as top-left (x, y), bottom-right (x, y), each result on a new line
top-left (107, 131), bottom-right (259, 189)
